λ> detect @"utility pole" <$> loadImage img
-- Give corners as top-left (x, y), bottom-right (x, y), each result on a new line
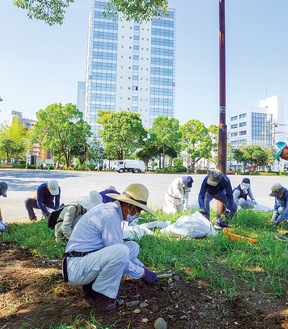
top-left (217, 0), bottom-right (227, 216)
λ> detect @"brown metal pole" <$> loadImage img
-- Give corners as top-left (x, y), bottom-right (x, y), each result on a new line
top-left (217, 0), bottom-right (227, 217)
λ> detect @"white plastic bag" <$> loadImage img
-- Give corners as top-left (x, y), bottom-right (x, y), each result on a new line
top-left (123, 221), bottom-right (153, 240)
top-left (160, 212), bottom-right (217, 238)
top-left (252, 203), bottom-right (272, 212)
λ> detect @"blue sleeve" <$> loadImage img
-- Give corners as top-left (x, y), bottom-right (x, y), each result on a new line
top-left (198, 177), bottom-right (208, 209)
top-left (224, 176), bottom-right (234, 210)
top-left (36, 184), bottom-right (49, 215)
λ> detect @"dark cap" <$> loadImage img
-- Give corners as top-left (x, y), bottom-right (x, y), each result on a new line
top-left (269, 183), bottom-right (286, 197)
top-left (207, 170), bottom-right (222, 186)
top-left (242, 178), bottom-right (250, 184)
top-left (182, 176), bottom-right (193, 188)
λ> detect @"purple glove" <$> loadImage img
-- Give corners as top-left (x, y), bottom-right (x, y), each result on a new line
top-left (142, 268), bottom-right (158, 284)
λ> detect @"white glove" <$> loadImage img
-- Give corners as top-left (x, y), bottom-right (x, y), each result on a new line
top-left (252, 200), bottom-right (257, 205)
top-left (271, 214), bottom-right (278, 222)
top-left (0, 221), bottom-right (6, 231)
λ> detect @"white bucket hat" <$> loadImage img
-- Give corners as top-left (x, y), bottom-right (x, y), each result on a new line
top-left (47, 180), bottom-right (59, 196)
top-left (106, 183), bottom-right (156, 216)
top-left (78, 190), bottom-right (103, 211)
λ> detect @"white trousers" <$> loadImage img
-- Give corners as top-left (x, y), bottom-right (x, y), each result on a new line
top-left (65, 241), bottom-right (144, 299)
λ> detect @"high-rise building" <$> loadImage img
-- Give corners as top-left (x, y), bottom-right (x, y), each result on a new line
top-left (228, 95), bottom-right (286, 149)
top-left (83, 0), bottom-right (176, 133)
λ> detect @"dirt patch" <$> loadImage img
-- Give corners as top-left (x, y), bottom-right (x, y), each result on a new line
top-left (0, 241), bottom-right (287, 329)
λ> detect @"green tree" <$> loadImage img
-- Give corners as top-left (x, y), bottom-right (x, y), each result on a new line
top-left (136, 133), bottom-right (159, 168)
top-left (149, 116), bottom-right (181, 168)
top-left (0, 117), bottom-right (27, 163)
top-left (180, 119), bottom-right (212, 172)
top-left (13, 0), bottom-right (168, 25)
top-left (88, 133), bottom-right (105, 166)
top-left (32, 103), bottom-right (92, 168)
top-left (240, 144), bottom-right (269, 169)
top-left (233, 148), bottom-right (245, 172)
top-left (100, 111), bottom-right (147, 160)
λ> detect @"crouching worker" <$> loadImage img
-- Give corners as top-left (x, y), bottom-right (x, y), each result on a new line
top-left (62, 183), bottom-right (158, 311)
top-left (233, 178), bottom-right (257, 209)
top-left (270, 183), bottom-right (288, 226)
top-left (198, 169), bottom-right (237, 230)
top-left (55, 190), bottom-right (103, 244)
top-left (162, 176), bottom-right (193, 214)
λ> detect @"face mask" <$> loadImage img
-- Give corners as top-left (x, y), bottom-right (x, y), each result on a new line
top-left (126, 208), bottom-right (140, 223)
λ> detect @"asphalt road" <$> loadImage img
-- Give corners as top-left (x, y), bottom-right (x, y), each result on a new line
top-left (0, 169), bottom-right (285, 223)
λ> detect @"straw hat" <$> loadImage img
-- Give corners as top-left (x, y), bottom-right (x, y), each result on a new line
top-left (106, 183), bottom-right (156, 216)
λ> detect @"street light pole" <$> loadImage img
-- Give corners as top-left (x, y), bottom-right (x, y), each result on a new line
top-left (217, 0), bottom-right (227, 216)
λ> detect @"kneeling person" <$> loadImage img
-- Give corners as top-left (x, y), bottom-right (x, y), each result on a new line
top-left (62, 183), bottom-right (158, 311)
top-left (55, 190), bottom-right (103, 244)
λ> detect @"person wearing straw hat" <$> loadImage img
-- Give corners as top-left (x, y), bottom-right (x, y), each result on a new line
top-left (269, 183), bottom-right (288, 226)
top-left (0, 182), bottom-right (8, 232)
top-left (25, 180), bottom-right (61, 221)
top-left (54, 190), bottom-right (103, 244)
top-left (62, 183), bottom-right (157, 311)
top-left (273, 141), bottom-right (288, 161)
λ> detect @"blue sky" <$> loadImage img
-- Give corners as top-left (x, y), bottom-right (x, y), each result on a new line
top-left (0, 0), bottom-right (288, 127)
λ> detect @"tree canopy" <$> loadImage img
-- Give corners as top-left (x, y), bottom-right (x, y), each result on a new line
top-left (32, 103), bottom-right (92, 168)
top-left (0, 117), bottom-right (28, 163)
top-left (13, 0), bottom-right (168, 25)
top-left (99, 111), bottom-right (147, 160)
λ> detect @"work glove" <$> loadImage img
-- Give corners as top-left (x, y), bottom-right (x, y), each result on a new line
top-left (271, 214), bottom-right (278, 223)
top-left (221, 210), bottom-right (230, 222)
top-left (252, 200), bottom-right (257, 205)
top-left (0, 221), bottom-right (6, 232)
top-left (142, 268), bottom-right (158, 284)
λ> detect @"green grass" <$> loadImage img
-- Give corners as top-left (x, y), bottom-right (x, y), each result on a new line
top-left (1, 208), bottom-right (288, 328)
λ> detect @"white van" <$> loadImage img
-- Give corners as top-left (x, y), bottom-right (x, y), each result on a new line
top-left (116, 159), bottom-right (145, 173)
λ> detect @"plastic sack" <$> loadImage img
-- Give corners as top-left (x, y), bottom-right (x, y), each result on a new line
top-left (252, 203), bottom-right (272, 212)
top-left (160, 212), bottom-right (218, 238)
top-left (123, 221), bottom-right (153, 240)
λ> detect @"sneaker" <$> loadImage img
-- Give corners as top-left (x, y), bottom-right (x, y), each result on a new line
top-left (214, 220), bottom-right (229, 230)
top-left (30, 217), bottom-right (37, 221)
top-left (85, 292), bottom-right (117, 311)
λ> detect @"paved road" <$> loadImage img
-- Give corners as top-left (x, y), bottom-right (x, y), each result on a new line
top-left (0, 169), bottom-right (284, 223)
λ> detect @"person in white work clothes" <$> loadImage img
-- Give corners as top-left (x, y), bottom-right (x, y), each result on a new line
top-left (162, 176), bottom-right (193, 214)
top-left (62, 183), bottom-right (158, 311)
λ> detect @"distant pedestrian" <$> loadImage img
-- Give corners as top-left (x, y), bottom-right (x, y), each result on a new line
top-left (162, 176), bottom-right (193, 214)
top-left (233, 178), bottom-right (257, 209)
top-left (270, 183), bottom-right (288, 225)
top-left (25, 180), bottom-right (61, 221)
top-left (0, 182), bottom-right (8, 232)
top-left (198, 169), bottom-right (237, 230)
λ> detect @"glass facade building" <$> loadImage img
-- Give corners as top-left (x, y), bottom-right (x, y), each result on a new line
top-left (84, 0), bottom-right (176, 133)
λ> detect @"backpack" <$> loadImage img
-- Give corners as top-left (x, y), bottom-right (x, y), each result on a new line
top-left (48, 204), bottom-right (65, 229)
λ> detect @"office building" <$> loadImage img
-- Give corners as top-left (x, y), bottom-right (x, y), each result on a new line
top-left (229, 95), bottom-right (286, 149)
top-left (83, 0), bottom-right (176, 133)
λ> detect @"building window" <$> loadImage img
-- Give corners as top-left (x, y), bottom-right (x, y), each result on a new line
top-left (239, 122), bottom-right (247, 127)
top-left (231, 124), bottom-right (238, 129)
top-left (239, 130), bottom-right (246, 136)
top-left (231, 115), bottom-right (238, 121)
top-left (231, 132), bottom-right (238, 137)
top-left (239, 113), bottom-right (247, 119)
